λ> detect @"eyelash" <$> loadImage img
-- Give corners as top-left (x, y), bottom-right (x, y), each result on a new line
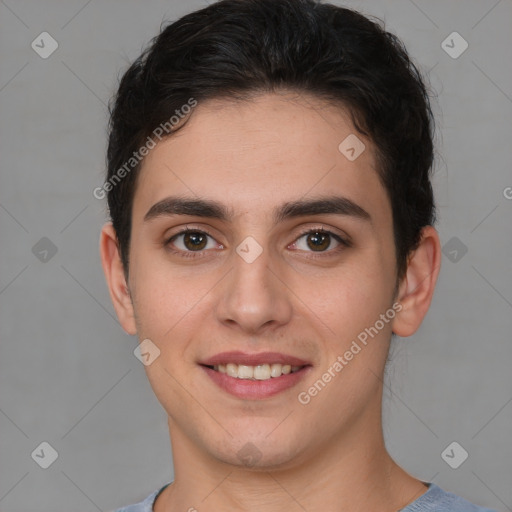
top-left (164, 227), bottom-right (221, 259)
top-left (292, 227), bottom-right (350, 257)
top-left (164, 226), bottom-right (350, 259)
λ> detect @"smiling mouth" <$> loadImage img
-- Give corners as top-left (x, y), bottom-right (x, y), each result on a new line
top-left (203, 363), bottom-right (306, 380)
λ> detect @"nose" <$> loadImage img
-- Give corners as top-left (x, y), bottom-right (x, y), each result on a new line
top-left (215, 247), bottom-right (293, 335)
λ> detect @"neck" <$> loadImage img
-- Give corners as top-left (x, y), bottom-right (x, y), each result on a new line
top-left (155, 405), bottom-right (427, 512)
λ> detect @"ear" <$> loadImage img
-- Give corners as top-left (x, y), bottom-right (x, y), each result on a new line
top-left (392, 226), bottom-right (441, 337)
top-left (99, 222), bottom-right (137, 335)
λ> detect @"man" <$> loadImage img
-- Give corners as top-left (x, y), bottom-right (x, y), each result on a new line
top-left (100, 0), bottom-right (496, 510)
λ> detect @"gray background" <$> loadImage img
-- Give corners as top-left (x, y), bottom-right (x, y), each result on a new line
top-left (0, 0), bottom-right (511, 511)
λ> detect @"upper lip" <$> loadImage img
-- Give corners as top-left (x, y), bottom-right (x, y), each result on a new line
top-left (200, 351), bottom-right (311, 367)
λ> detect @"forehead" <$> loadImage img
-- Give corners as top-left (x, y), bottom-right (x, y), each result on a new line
top-left (133, 92), bottom-right (389, 222)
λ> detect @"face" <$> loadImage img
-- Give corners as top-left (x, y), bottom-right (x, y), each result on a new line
top-left (116, 92), bottom-right (403, 468)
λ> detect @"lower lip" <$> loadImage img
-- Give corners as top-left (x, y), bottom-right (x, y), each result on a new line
top-left (201, 365), bottom-right (311, 400)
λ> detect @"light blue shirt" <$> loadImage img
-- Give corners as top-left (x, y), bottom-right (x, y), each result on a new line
top-left (111, 482), bottom-right (497, 511)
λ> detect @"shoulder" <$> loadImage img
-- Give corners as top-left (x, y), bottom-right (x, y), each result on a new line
top-left (109, 483), bottom-right (171, 512)
top-left (403, 483), bottom-right (497, 512)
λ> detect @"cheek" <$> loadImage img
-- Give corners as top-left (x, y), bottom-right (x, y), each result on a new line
top-left (307, 255), bottom-right (394, 333)
top-left (129, 258), bottom-right (185, 337)
top-left (129, 253), bottom-right (221, 347)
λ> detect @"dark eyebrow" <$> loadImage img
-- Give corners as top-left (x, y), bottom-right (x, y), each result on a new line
top-left (144, 196), bottom-right (231, 222)
top-left (144, 195), bottom-right (371, 224)
top-left (274, 196), bottom-right (371, 224)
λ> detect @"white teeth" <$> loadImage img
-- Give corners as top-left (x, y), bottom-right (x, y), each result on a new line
top-left (212, 363), bottom-right (303, 380)
top-left (237, 365), bottom-right (253, 379)
top-left (253, 364), bottom-right (270, 380)
top-left (226, 363), bottom-right (238, 377)
top-left (270, 363), bottom-right (283, 378)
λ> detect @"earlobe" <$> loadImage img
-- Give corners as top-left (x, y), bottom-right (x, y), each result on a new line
top-left (99, 222), bottom-right (137, 335)
top-left (392, 226), bottom-right (442, 338)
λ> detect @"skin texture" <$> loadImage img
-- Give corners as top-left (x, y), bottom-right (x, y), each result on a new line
top-left (100, 92), bottom-right (441, 511)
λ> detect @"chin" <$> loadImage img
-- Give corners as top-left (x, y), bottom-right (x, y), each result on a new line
top-left (209, 430), bottom-right (307, 471)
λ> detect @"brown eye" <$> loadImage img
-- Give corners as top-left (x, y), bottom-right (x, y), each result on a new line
top-left (291, 229), bottom-right (346, 254)
top-left (183, 231), bottom-right (208, 251)
top-left (167, 230), bottom-right (218, 253)
top-left (306, 231), bottom-right (332, 251)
